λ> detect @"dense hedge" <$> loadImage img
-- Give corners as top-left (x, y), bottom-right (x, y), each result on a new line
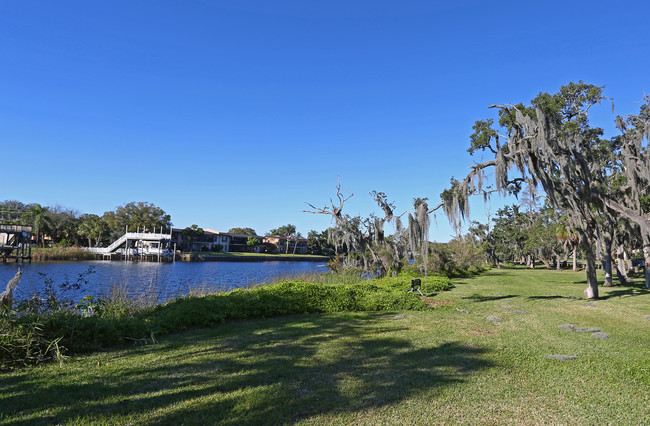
top-left (1, 274), bottom-right (453, 369)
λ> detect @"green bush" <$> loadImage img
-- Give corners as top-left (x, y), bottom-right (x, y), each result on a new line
top-left (38, 312), bottom-right (149, 353)
top-left (0, 317), bottom-right (64, 370)
top-left (145, 279), bottom-right (433, 334)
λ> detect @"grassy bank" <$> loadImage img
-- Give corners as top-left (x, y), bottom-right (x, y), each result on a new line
top-left (1, 268), bottom-right (649, 424)
top-left (1, 274), bottom-right (453, 362)
top-left (30, 247), bottom-right (98, 262)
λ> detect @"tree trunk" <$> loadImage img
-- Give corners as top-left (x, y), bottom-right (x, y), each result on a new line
top-left (583, 244), bottom-right (599, 299)
top-left (527, 254), bottom-right (534, 269)
top-left (572, 245), bottom-right (577, 272)
top-left (539, 257), bottom-right (552, 269)
top-left (556, 255), bottom-right (561, 271)
top-left (614, 244), bottom-right (628, 286)
top-left (624, 249), bottom-right (633, 276)
top-left (643, 234), bottom-right (650, 289)
top-left (601, 238), bottom-right (613, 287)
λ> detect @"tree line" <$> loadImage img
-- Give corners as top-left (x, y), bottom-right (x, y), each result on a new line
top-left (0, 201), bottom-right (173, 248)
top-left (0, 201), bottom-right (336, 255)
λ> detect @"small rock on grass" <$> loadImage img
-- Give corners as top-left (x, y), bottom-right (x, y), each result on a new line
top-left (644, 315), bottom-right (650, 321)
top-left (502, 306), bottom-right (527, 314)
top-left (558, 324), bottom-right (602, 333)
top-left (546, 354), bottom-right (578, 361)
top-left (486, 316), bottom-right (501, 322)
top-left (456, 308), bottom-right (469, 314)
top-left (591, 332), bottom-right (609, 339)
top-left (391, 314), bottom-right (406, 319)
top-left (586, 302), bottom-right (597, 307)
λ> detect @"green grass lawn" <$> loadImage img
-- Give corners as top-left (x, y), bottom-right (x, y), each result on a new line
top-left (2, 268), bottom-right (649, 424)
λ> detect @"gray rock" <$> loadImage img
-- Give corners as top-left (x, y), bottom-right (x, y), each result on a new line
top-left (486, 316), bottom-right (501, 322)
top-left (456, 309), bottom-right (469, 314)
top-left (391, 314), bottom-right (406, 319)
top-left (546, 354), bottom-right (578, 361)
top-left (502, 306), bottom-right (513, 311)
top-left (586, 302), bottom-right (597, 307)
top-left (644, 315), bottom-right (650, 321)
top-left (513, 310), bottom-right (528, 314)
top-left (558, 324), bottom-right (576, 330)
top-left (591, 332), bottom-right (609, 339)
top-left (559, 324), bottom-right (603, 333)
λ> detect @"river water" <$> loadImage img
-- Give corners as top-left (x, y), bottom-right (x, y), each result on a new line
top-left (0, 260), bottom-right (327, 304)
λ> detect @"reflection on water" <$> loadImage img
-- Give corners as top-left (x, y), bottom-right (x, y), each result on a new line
top-left (0, 260), bottom-right (326, 303)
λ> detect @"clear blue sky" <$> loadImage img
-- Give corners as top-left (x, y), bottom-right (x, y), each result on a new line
top-left (1, 0), bottom-right (648, 240)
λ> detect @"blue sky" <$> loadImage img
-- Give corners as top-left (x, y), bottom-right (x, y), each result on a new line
top-left (1, 0), bottom-right (648, 240)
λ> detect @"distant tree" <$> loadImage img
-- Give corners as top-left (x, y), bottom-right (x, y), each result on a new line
top-left (524, 207), bottom-right (565, 270)
top-left (48, 205), bottom-right (81, 245)
top-left (228, 227), bottom-right (257, 235)
top-left (103, 202), bottom-right (172, 236)
top-left (182, 224), bottom-right (204, 254)
top-left (268, 224), bottom-right (297, 254)
top-left (77, 214), bottom-right (110, 247)
top-left (307, 230), bottom-right (332, 255)
top-left (0, 200), bottom-right (29, 223)
top-left (246, 236), bottom-right (260, 252)
top-left (21, 204), bottom-right (54, 247)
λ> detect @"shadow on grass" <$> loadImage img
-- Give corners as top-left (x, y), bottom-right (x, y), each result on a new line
top-left (462, 293), bottom-right (518, 302)
top-left (0, 313), bottom-right (493, 425)
top-left (599, 286), bottom-right (650, 300)
top-left (527, 295), bottom-right (581, 300)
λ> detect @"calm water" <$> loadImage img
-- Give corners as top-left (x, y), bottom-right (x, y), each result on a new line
top-left (0, 260), bottom-right (326, 304)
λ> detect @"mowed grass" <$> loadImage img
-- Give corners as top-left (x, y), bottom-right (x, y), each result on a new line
top-left (1, 268), bottom-right (649, 425)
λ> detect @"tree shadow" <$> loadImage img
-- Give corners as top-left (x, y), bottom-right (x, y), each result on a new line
top-left (462, 293), bottom-right (518, 302)
top-left (598, 287), bottom-right (650, 300)
top-left (1, 313), bottom-right (493, 424)
top-left (527, 295), bottom-right (581, 301)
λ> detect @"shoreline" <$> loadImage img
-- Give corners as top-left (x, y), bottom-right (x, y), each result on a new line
top-left (181, 253), bottom-right (329, 262)
top-left (23, 250), bottom-right (331, 263)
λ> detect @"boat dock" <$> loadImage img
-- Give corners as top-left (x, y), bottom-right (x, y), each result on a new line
top-left (84, 228), bottom-right (175, 262)
top-left (0, 224), bottom-right (33, 263)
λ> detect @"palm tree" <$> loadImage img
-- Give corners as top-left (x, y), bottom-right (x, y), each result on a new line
top-left (554, 223), bottom-right (580, 272)
top-left (182, 224), bottom-right (204, 254)
top-left (22, 204), bottom-right (53, 247)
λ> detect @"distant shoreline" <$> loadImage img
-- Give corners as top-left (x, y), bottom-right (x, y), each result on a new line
top-left (181, 253), bottom-right (329, 262)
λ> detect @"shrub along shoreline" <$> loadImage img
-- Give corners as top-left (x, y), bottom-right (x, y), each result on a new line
top-left (1, 273), bottom-right (454, 370)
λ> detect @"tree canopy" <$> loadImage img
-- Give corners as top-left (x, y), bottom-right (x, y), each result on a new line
top-left (103, 202), bottom-right (172, 236)
top-left (227, 227), bottom-right (257, 235)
